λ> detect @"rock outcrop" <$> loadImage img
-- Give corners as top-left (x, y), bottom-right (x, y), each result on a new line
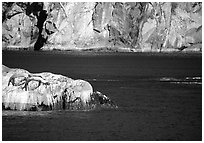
top-left (2, 2), bottom-right (202, 52)
top-left (2, 65), bottom-right (118, 111)
top-left (2, 3), bottom-right (43, 50)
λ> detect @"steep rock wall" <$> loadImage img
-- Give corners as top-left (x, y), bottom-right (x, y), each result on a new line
top-left (2, 2), bottom-right (45, 50)
top-left (2, 2), bottom-right (202, 52)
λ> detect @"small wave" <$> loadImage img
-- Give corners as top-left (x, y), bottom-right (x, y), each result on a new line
top-left (2, 110), bottom-right (52, 116)
top-left (87, 79), bottom-right (120, 82)
top-left (160, 76), bottom-right (202, 85)
top-left (107, 79), bottom-right (120, 82)
top-left (170, 81), bottom-right (202, 85)
top-left (186, 77), bottom-right (202, 80)
top-left (159, 77), bottom-right (178, 81)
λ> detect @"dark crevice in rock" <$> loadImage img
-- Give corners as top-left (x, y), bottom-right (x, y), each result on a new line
top-left (25, 2), bottom-right (44, 16)
top-left (34, 9), bottom-right (48, 50)
top-left (2, 2), bottom-right (48, 50)
top-left (2, 2), bottom-right (14, 22)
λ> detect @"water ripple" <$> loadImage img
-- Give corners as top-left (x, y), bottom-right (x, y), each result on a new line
top-left (159, 76), bottom-right (202, 85)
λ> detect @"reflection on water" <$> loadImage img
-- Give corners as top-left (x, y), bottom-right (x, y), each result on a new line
top-left (2, 110), bottom-right (53, 117)
top-left (2, 110), bottom-right (93, 119)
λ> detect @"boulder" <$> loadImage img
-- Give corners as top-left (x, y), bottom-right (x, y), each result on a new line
top-left (2, 65), bottom-right (118, 111)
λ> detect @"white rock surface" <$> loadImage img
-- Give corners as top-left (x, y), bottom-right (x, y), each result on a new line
top-left (2, 65), bottom-right (93, 111)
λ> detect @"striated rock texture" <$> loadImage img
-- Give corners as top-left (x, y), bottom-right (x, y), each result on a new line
top-left (2, 3), bottom-right (44, 50)
top-left (2, 2), bottom-right (202, 52)
top-left (2, 65), bottom-right (118, 111)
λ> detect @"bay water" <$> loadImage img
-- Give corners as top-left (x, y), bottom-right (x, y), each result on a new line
top-left (2, 51), bottom-right (202, 140)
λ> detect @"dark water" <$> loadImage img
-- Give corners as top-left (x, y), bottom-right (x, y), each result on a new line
top-left (2, 51), bottom-right (202, 141)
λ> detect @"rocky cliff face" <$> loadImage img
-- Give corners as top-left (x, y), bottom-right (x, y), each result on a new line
top-left (2, 2), bottom-right (202, 52)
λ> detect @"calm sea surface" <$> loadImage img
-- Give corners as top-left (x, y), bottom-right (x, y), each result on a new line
top-left (2, 51), bottom-right (202, 141)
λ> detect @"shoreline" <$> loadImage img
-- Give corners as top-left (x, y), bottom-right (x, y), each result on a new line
top-left (2, 49), bottom-right (202, 58)
top-left (2, 46), bottom-right (202, 54)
